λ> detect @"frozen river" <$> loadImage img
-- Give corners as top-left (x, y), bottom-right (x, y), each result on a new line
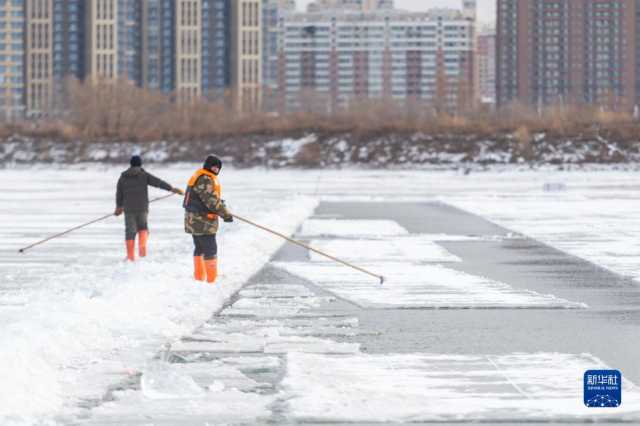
top-left (2, 166), bottom-right (640, 424)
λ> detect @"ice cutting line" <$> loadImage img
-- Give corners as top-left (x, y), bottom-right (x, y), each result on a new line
top-left (18, 193), bottom-right (176, 254)
top-left (232, 213), bottom-right (386, 285)
top-left (486, 355), bottom-right (532, 400)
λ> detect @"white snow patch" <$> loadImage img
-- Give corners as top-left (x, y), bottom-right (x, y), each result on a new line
top-left (172, 326), bottom-right (360, 355)
top-left (239, 283), bottom-right (316, 298)
top-left (4, 167), bottom-right (640, 423)
top-left (170, 338), bottom-right (263, 353)
top-left (215, 355), bottom-right (282, 372)
top-left (274, 261), bottom-right (587, 309)
top-left (230, 293), bottom-right (333, 311)
top-left (264, 338), bottom-right (359, 354)
top-left (283, 352), bottom-right (640, 422)
top-left (299, 219), bottom-right (409, 238)
top-left (0, 166), bottom-right (317, 423)
top-left (172, 278), bottom-right (358, 355)
top-left (141, 361), bottom-right (205, 399)
top-left (446, 193), bottom-right (640, 283)
top-left (309, 236), bottom-right (461, 263)
top-left (89, 385), bottom-right (275, 425)
top-left (271, 135), bottom-right (317, 159)
top-left (195, 316), bottom-right (359, 337)
top-left (173, 288), bottom-right (358, 354)
top-left (142, 359), bottom-right (270, 395)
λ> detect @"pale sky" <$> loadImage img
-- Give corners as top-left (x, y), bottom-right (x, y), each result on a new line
top-left (296, 0), bottom-right (496, 25)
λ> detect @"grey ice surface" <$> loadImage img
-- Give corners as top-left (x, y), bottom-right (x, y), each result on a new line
top-left (83, 201), bottom-right (640, 425)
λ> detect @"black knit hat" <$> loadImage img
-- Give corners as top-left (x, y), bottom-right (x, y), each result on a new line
top-left (203, 155), bottom-right (222, 173)
top-left (130, 155), bottom-right (142, 167)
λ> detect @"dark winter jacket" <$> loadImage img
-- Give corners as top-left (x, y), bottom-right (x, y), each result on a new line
top-left (116, 167), bottom-right (173, 213)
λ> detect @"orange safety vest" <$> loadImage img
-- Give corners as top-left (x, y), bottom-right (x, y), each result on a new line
top-left (184, 169), bottom-right (221, 220)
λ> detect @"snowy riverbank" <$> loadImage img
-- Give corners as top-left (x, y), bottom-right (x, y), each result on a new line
top-left (2, 131), bottom-right (640, 167)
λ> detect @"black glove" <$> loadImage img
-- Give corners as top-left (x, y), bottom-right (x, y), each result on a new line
top-left (223, 215), bottom-right (234, 223)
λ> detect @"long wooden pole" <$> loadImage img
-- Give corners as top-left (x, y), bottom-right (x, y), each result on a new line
top-left (18, 193), bottom-right (176, 254)
top-left (232, 213), bottom-right (385, 284)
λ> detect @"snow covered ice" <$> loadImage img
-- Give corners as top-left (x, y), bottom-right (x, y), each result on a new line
top-left (299, 218), bottom-right (409, 237)
top-left (308, 236), bottom-right (462, 263)
top-left (2, 167), bottom-right (640, 424)
top-left (276, 259), bottom-right (587, 309)
top-left (277, 218), bottom-right (585, 309)
top-left (0, 166), bottom-right (317, 423)
top-left (283, 352), bottom-right (640, 422)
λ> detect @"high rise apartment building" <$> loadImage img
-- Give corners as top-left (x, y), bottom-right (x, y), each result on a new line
top-left (497, 0), bottom-right (639, 109)
top-left (306, 0), bottom-right (394, 12)
top-left (25, 0), bottom-right (52, 116)
top-left (0, 0), bottom-right (257, 119)
top-left (231, 0), bottom-right (261, 112)
top-left (202, 0), bottom-right (231, 100)
top-left (0, 0), bottom-right (25, 119)
top-left (175, 0), bottom-right (202, 102)
top-left (52, 1), bottom-right (85, 88)
top-left (140, 0), bottom-right (171, 92)
top-left (22, 0), bottom-right (84, 116)
top-left (476, 28), bottom-right (495, 105)
top-left (139, 0), bottom-right (230, 101)
top-left (262, 0), bottom-right (294, 111)
top-left (118, 0), bottom-right (142, 86)
top-left (278, 6), bottom-right (475, 113)
top-left (85, 0), bottom-right (118, 81)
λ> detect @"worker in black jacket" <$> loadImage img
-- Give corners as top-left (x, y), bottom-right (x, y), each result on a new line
top-left (115, 155), bottom-right (183, 261)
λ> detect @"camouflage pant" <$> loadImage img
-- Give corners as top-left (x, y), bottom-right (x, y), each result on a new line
top-left (124, 211), bottom-right (148, 240)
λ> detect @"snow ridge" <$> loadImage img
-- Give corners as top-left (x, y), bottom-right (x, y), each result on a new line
top-left (0, 196), bottom-right (317, 424)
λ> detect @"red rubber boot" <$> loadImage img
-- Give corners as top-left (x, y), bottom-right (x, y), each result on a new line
top-left (138, 230), bottom-right (149, 257)
top-left (126, 240), bottom-right (135, 261)
top-left (204, 259), bottom-right (218, 284)
top-left (194, 256), bottom-right (205, 281)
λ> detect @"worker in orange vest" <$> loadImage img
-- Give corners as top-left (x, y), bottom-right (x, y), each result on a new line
top-left (183, 155), bottom-right (233, 283)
